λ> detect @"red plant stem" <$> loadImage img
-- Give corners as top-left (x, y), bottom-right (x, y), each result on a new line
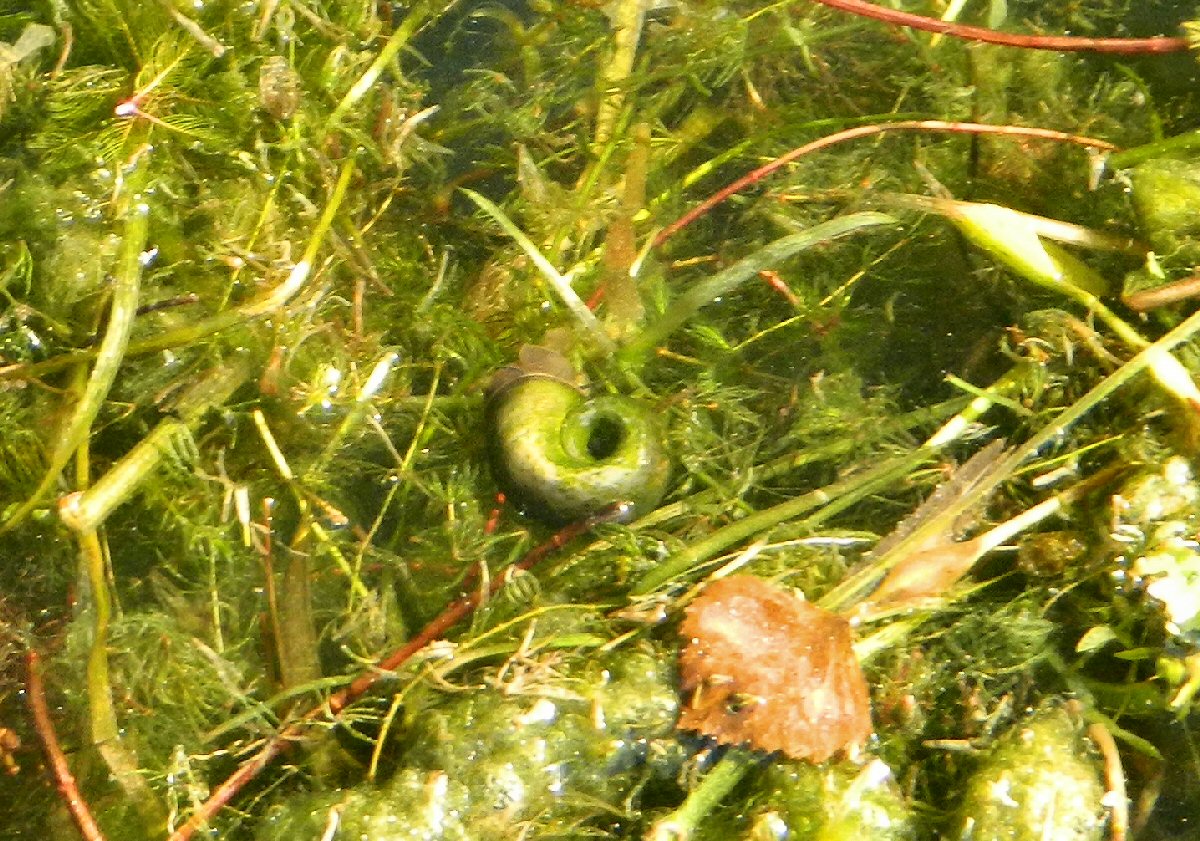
top-left (654, 120), bottom-right (1117, 247)
top-left (1122, 274), bottom-right (1200, 312)
top-left (167, 503), bottom-right (631, 841)
top-left (25, 650), bottom-right (107, 841)
top-left (807, 0), bottom-right (1189, 53)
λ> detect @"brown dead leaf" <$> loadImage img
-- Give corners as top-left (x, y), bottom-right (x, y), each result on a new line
top-left (678, 575), bottom-right (872, 762)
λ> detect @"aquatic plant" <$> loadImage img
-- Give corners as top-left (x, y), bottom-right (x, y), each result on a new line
top-left (2, 1), bottom-right (1200, 840)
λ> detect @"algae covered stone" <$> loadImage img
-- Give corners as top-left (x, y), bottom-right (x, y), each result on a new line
top-left (255, 771), bottom-right (472, 841)
top-left (256, 645), bottom-right (682, 840)
top-left (694, 757), bottom-right (916, 841)
top-left (1128, 157), bottom-right (1200, 263)
top-left (955, 704), bottom-right (1105, 841)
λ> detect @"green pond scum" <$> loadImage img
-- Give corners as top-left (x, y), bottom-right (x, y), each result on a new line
top-left (4, 0), bottom-right (1200, 838)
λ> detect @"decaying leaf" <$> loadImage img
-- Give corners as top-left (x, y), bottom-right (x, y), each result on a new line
top-left (677, 575), bottom-right (872, 762)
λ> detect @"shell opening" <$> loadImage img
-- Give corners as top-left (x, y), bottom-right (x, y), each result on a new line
top-left (585, 411), bottom-right (627, 461)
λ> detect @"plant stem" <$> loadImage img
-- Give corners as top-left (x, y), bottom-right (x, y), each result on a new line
top-left (327, 2), bottom-right (432, 128)
top-left (1, 198), bottom-right (148, 532)
top-left (624, 212), bottom-right (895, 364)
top-left (77, 528), bottom-right (160, 822)
top-left (25, 651), bottom-right (108, 841)
top-left (59, 361), bottom-right (247, 533)
top-left (79, 529), bottom-right (117, 744)
top-left (654, 121), bottom-right (1116, 247)
top-left (632, 366), bottom-right (1020, 596)
top-left (807, 0), bottom-right (1189, 53)
top-left (593, 0), bottom-right (644, 148)
top-left (643, 750), bottom-right (757, 841)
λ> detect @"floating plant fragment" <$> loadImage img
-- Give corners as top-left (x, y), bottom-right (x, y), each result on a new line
top-left (0, 23), bottom-right (54, 115)
top-left (888, 193), bottom-right (1137, 298)
top-left (678, 575), bottom-right (872, 762)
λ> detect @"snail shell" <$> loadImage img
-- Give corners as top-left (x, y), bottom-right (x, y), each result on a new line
top-left (488, 356), bottom-right (670, 523)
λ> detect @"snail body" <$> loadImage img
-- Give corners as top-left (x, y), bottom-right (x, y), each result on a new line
top-left (489, 370), bottom-right (670, 522)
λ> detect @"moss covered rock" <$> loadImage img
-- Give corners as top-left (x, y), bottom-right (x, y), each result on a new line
top-left (257, 645), bottom-right (682, 840)
top-left (1129, 157), bottom-right (1200, 263)
top-left (955, 704), bottom-right (1105, 841)
top-left (693, 757), bottom-right (916, 841)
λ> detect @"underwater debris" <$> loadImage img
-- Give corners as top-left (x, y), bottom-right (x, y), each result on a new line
top-left (0, 23), bottom-right (54, 118)
top-left (678, 575), bottom-right (872, 762)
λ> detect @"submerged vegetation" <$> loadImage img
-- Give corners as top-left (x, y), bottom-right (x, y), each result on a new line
top-left (2, 0), bottom-right (1200, 838)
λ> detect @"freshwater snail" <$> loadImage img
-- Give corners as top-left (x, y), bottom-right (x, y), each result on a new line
top-left (487, 346), bottom-right (671, 522)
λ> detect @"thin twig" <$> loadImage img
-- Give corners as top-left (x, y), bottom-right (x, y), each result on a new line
top-left (654, 121), bottom-right (1117, 246)
top-left (166, 504), bottom-right (631, 841)
top-left (807, 0), bottom-right (1189, 53)
top-left (1089, 721), bottom-right (1129, 841)
top-left (26, 651), bottom-right (107, 841)
top-left (1123, 274), bottom-right (1200, 312)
